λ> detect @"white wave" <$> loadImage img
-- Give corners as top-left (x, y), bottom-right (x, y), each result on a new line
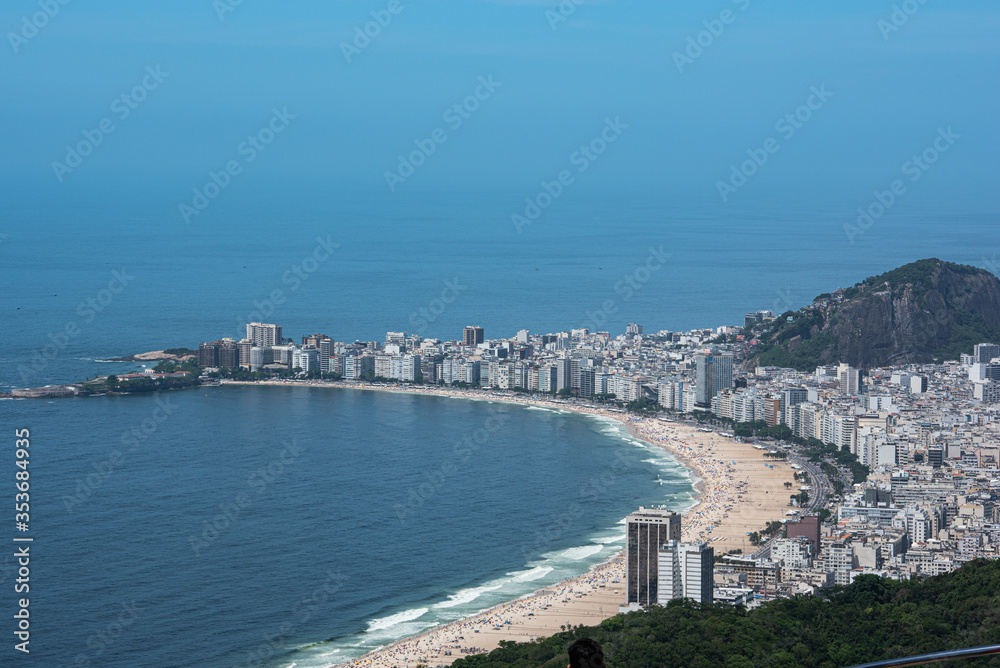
top-left (560, 544), bottom-right (604, 560)
top-left (525, 406), bottom-right (557, 413)
top-left (433, 584), bottom-right (502, 609)
top-left (365, 607), bottom-right (429, 633)
top-left (507, 565), bottom-right (554, 583)
top-left (592, 534), bottom-right (625, 544)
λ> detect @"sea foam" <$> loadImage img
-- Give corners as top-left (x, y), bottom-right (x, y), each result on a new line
top-left (366, 607), bottom-right (429, 633)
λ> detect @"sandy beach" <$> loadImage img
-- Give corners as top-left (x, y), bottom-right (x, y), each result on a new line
top-left (221, 380), bottom-right (796, 667)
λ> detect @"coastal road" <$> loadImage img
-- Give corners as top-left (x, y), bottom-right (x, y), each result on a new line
top-left (751, 446), bottom-right (832, 560)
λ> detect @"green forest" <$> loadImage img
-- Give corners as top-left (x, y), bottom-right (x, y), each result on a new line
top-left (448, 559), bottom-right (1000, 668)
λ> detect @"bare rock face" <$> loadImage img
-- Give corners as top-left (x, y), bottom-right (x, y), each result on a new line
top-left (751, 259), bottom-right (1000, 370)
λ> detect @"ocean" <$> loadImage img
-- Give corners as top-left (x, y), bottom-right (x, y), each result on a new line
top-left (1, 191), bottom-right (995, 666)
top-left (2, 386), bottom-right (694, 667)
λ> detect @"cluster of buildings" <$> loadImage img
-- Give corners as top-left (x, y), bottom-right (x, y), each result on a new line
top-left (195, 317), bottom-right (999, 603)
top-left (621, 507), bottom-right (714, 611)
top-left (200, 321), bottom-right (735, 405)
top-left (703, 340), bottom-right (1000, 603)
top-left (198, 324), bottom-right (341, 376)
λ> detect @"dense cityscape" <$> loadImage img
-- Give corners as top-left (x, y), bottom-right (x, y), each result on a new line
top-left (186, 310), bottom-right (1000, 612)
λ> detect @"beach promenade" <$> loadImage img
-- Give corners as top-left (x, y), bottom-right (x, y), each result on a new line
top-left (222, 380), bottom-right (796, 667)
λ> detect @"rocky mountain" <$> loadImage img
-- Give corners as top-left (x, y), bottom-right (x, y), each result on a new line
top-left (748, 259), bottom-right (1000, 371)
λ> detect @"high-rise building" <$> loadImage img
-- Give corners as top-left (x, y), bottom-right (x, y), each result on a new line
top-left (420, 356), bottom-right (439, 384)
top-left (247, 322), bottom-right (282, 347)
top-left (302, 333), bottom-right (331, 348)
top-left (292, 346), bottom-right (320, 373)
top-left (385, 332), bottom-right (407, 347)
top-left (556, 358), bottom-right (572, 391)
top-left (463, 326), bottom-right (484, 346)
top-left (539, 364), bottom-right (557, 393)
top-left (319, 338), bottom-right (332, 373)
top-left (198, 341), bottom-right (219, 367)
top-left (237, 339), bottom-right (252, 368)
top-left (713, 352), bottom-right (734, 395)
top-left (374, 355), bottom-right (393, 379)
top-left (342, 354), bottom-right (374, 380)
top-left (974, 342), bottom-right (1000, 364)
top-left (570, 358), bottom-right (581, 389)
top-left (626, 507), bottom-right (682, 607)
top-left (974, 381), bottom-right (1000, 403)
top-left (762, 397), bottom-right (782, 427)
top-left (771, 536), bottom-right (814, 570)
top-left (782, 388), bottom-right (808, 426)
top-left (784, 515), bottom-right (821, 554)
top-left (249, 346), bottom-right (268, 372)
top-left (695, 354), bottom-right (713, 408)
top-left (838, 363), bottom-right (862, 396)
top-left (461, 360), bottom-right (480, 385)
top-left (199, 339), bottom-right (241, 368)
top-left (271, 345), bottom-right (295, 368)
top-left (657, 541), bottom-right (713, 604)
top-left (626, 323), bottom-right (643, 337)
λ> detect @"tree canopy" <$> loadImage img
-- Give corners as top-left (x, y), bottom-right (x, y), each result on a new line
top-left (450, 559), bottom-right (1000, 668)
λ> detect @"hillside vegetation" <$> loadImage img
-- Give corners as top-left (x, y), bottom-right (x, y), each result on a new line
top-left (450, 559), bottom-right (1000, 668)
top-left (750, 259), bottom-right (1000, 370)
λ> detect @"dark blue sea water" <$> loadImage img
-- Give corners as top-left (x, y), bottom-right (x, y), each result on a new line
top-left (1, 386), bottom-right (693, 667)
top-left (1, 192), bottom-right (996, 666)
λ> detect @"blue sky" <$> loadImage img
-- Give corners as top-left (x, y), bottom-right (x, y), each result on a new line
top-left (2, 0), bottom-right (998, 208)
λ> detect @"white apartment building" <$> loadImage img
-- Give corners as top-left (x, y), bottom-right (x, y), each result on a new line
top-left (657, 541), bottom-right (714, 604)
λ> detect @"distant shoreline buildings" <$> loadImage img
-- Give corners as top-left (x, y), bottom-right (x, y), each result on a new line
top-left (188, 316), bottom-right (1000, 601)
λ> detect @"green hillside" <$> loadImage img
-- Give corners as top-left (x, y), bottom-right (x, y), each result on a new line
top-left (450, 559), bottom-right (1000, 668)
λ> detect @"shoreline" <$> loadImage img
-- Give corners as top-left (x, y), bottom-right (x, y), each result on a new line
top-left (219, 380), bottom-right (796, 667)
